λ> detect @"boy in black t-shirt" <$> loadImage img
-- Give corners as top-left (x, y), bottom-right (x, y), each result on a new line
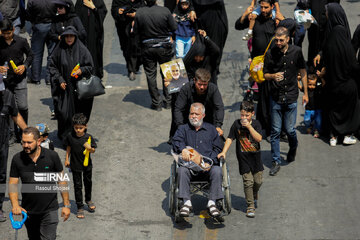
top-left (218, 101), bottom-right (263, 218)
top-left (64, 113), bottom-right (97, 219)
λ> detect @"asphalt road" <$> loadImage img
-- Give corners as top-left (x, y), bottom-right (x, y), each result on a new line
top-left (1, 0), bottom-right (360, 239)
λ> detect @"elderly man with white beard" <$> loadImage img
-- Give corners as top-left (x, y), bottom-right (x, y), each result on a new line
top-left (172, 102), bottom-right (224, 219)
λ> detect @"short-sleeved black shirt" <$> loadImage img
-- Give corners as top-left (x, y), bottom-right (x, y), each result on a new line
top-left (9, 148), bottom-right (63, 214)
top-left (64, 132), bottom-right (97, 172)
top-left (227, 119), bottom-right (264, 175)
top-left (264, 44), bottom-right (306, 103)
top-left (0, 89), bottom-right (18, 146)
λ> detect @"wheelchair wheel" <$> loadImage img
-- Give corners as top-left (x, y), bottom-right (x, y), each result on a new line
top-left (222, 161), bottom-right (232, 215)
top-left (169, 162), bottom-right (177, 215)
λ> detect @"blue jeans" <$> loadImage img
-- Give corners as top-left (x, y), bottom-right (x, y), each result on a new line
top-left (30, 23), bottom-right (54, 82)
top-left (304, 109), bottom-right (322, 131)
top-left (175, 36), bottom-right (192, 58)
top-left (270, 98), bottom-right (298, 164)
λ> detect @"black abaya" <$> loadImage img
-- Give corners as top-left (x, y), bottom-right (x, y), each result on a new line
top-left (322, 4), bottom-right (360, 136)
top-left (75, 0), bottom-right (107, 79)
top-left (190, 0), bottom-right (228, 74)
top-left (49, 27), bottom-right (94, 141)
top-left (183, 34), bottom-right (220, 84)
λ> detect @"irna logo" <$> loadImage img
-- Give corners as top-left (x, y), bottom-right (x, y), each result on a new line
top-left (34, 172), bottom-right (70, 182)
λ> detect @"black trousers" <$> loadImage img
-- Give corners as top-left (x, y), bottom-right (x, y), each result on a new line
top-left (72, 169), bottom-right (92, 209)
top-left (115, 21), bottom-right (141, 74)
top-left (169, 92), bottom-right (179, 138)
top-left (0, 143), bottom-right (9, 210)
top-left (25, 210), bottom-right (59, 240)
top-left (142, 46), bottom-right (173, 107)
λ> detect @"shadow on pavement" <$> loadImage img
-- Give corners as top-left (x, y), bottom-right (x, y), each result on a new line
top-left (40, 97), bottom-right (53, 109)
top-left (122, 89), bottom-right (151, 109)
top-left (150, 142), bottom-right (171, 155)
top-left (104, 63), bottom-right (127, 76)
top-left (231, 194), bottom-right (247, 213)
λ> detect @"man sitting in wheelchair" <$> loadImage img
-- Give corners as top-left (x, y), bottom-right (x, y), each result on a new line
top-left (172, 102), bottom-right (223, 218)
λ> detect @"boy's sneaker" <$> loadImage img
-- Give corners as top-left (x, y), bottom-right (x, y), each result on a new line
top-left (313, 130), bottom-right (320, 138)
top-left (330, 137), bottom-right (337, 147)
top-left (246, 207), bottom-right (255, 218)
top-left (242, 32), bottom-right (253, 41)
top-left (343, 135), bottom-right (357, 145)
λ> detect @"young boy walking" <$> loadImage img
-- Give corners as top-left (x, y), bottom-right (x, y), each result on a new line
top-left (64, 113), bottom-right (97, 219)
top-left (218, 101), bottom-right (263, 218)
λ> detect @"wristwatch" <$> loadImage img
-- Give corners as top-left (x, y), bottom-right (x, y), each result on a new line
top-left (64, 205), bottom-right (71, 209)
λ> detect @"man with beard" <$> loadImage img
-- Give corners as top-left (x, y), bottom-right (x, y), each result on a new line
top-left (172, 102), bottom-right (223, 219)
top-left (9, 127), bottom-right (70, 238)
top-left (0, 87), bottom-right (27, 222)
top-left (235, 0), bottom-right (276, 137)
top-left (174, 68), bottom-right (224, 137)
top-left (166, 63), bottom-right (188, 94)
top-left (264, 27), bottom-right (308, 176)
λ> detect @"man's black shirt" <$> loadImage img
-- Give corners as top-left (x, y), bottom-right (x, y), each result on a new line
top-left (264, 44), bottom-right (306, 103)
top-left (26, 0), bottom-right (56, 24)
top-left (174, 81), bottom-right (224, 128)
top-left (235, 14), bottom-right (276, 59)
top-left (64, 132), bottom-right (97, 172)
top-left (9, 148), bottom-right (63, 214)
top-left (0, 35), bottom-right (33, 87)
top-left (134, 4), bottom-right (177, 41)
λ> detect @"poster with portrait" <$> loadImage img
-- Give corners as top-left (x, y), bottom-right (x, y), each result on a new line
top-left (160, 58), bottom-right (189, 94)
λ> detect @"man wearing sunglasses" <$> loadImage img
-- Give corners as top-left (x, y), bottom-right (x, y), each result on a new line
top-left (264, 26), bottom-right (308, 176)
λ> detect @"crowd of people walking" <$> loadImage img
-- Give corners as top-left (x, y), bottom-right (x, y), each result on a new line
top-left (0, 0), bottom-right (359, 238)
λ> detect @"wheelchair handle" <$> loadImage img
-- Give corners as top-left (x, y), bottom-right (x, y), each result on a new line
top-left (9, 211), bottom-right (27, 230)
top-left (219, 156), bottom-right (225, 164)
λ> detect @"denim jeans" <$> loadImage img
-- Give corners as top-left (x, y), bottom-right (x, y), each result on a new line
top-left (30, 23), bottom-right (55, 83)
top-left (270, 98), bottom-right (298, 164)
top-left (175, 36), bottom-right (192, 58)
top-left (304, 109), bottom-right (322, 131)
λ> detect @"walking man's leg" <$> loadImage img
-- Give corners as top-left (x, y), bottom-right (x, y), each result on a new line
top-left (270, 98), bottom-right (283, 176)
top-left (284, 102), bottom-right (298, 162)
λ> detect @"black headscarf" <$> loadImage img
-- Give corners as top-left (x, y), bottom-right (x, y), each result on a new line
top-left (325, 3), bottom-right (350, 39)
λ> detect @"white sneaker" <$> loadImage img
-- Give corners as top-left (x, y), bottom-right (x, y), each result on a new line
top-left (343, 135), bottom-right (357, 145)
top-left (330, 137), bottom-right (337, 147)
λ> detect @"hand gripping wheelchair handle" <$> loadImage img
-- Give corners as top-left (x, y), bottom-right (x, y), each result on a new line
top-left (9, 211), bottom-right (27, 230)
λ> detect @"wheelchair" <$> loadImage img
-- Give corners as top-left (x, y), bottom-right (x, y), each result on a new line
top-left (168, 153), bottom-right (231, 223)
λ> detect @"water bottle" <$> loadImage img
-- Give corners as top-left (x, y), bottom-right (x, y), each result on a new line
top-left (3, 61), bottom-right (8, 79)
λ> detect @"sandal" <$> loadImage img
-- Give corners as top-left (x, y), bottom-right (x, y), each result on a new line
top-left (246, 207), bottom-right (255, 218)
top-left (179, 204), bottom-right (192, 217)
top-left (77, 209), bottom-right (85, 219)
top-left (208, 204), bottom-right (221, 217)
top-left (86, 201), bottom-right (96, 213)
